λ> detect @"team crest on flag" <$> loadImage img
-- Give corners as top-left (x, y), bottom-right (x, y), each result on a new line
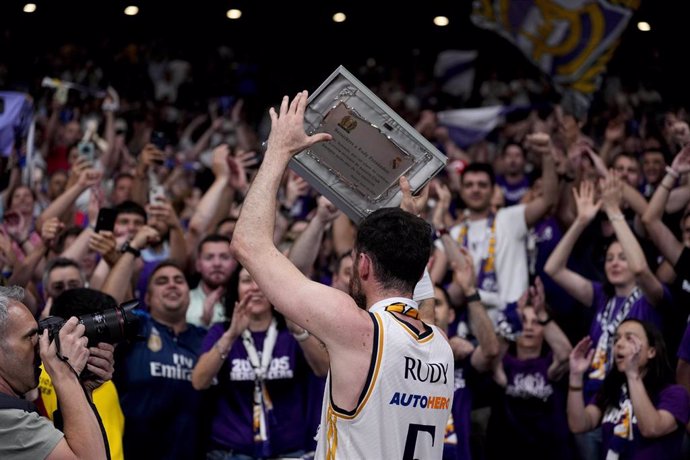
top-left (471, 0), bottom-right (640, 95)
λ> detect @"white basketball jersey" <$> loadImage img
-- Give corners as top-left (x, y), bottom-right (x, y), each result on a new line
top-left (315, 302), bottom-right (454, 460)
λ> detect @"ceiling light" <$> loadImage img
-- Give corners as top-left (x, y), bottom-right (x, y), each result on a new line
top-left (227, 9), bottom-right (242, 19)
top-left (433, 16), bottom-right (450, 27)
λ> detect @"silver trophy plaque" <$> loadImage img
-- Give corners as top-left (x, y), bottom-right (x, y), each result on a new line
top-left (289, 66), bottom-right (447, 223)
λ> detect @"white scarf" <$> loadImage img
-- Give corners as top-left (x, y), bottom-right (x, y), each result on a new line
top-left (241, 317), bottom-right (278, 451)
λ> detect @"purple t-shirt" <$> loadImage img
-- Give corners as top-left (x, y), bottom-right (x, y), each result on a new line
top-left (589, 282), bottom-right (664, 345)
top-left (444, 357), bottom-right (474, 460)
top-left (600, 384), bottom-right (690, 460)
top-left (202, 321), bottom-right (319, 456)
top-left (584, 282), bottom-right (666, 401)
top-left (487, 353), bottom-right (573, 459)
top-left (677, 322), bottom-right (690, 362)
top-left (496, 175), bottom-right (530, 207)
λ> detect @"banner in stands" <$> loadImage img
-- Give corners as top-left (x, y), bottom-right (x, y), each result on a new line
top-left (471, 0), bottom-right (641, 95)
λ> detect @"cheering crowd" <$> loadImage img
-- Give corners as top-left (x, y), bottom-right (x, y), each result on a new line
top-left (1, 37), bottom-right (690, 460)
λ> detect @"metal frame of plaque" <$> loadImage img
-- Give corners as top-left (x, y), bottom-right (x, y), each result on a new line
top-left (289, 66), bottom-right (447, 224)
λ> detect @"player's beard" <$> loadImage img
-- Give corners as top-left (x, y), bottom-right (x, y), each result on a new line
top-left (348, 263), bottom-right (367, 310)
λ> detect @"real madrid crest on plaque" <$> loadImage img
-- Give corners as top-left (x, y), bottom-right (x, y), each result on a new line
top-left (337, 115), bottom-right (357, 133)
top-left (147, 326), bottom-right (162, 352)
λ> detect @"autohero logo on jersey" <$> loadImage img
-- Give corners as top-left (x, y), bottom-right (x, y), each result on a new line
top-left (389, 356), bottom-right (451, 410)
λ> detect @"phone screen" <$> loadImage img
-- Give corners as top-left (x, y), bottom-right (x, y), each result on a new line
top-left (149, 185), bottom-right (166, 204)
top-left (77, 141), bottom-right (96, 162)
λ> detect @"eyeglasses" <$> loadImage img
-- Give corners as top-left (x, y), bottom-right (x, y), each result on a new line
top-left (50, 280), bottom-right (82, 294)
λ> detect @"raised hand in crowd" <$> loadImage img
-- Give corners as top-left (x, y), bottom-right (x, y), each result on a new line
top-left (187, 144), bottom-right (237, 257)
top-left (522, 131), bottom-right (559, 226)
top-left (8, 217), bottom-right (64, 304)
top-left (670, 142), bottom-right (690, 174)
top-left (211, 143), bottom-right (231, 178)
top-left (581, 146), bottom-right (649, 224)
top-left (139, 143), bottom-right (166, 171)
top-left (451, 247), bottom-right (500, 371)
top-left (573, 180), bottom-right (601, 225)
top-left (400, 174), bottom-right (430, 219)
top-left (36, 164), bottom-right (102, 233)
top-left (642, 144), bottom-right (690, 266)
top-left (41, 216), bottom-right (64, 250)
top-left (200, 286), bottom-right (225, 328)
top-left (227, 149), bottom-right (255, 193)
top-left (568, 337), bottom-right (594, 388)
top-left (671, 121), bottom-right (690, 148)
top-left (599, 116), bottom-right (627, 164)
top-left (431, 180), bottom-right (452, 230)
top-left (86, 186), bottom-right (103, 225)
top-left (605, 117), bottom-right (626, 145)
top-left (146, 196), bottom-right (187, 267)
top-left (102, 224), bottom-right (160, 304)
top-left (131, 143), bottom-right (166, 204)
top-left (66, 156), bottom-right (94, 189)
top-left (314, 195), bottom-right (340, 225)
top-left (192, 293), bottom-right (254, 389)
top-left (451, 247), bottom-right (478, 297)
top-left (283, 171), bottom-right (310, 210)
top-left (599, 170), bottom-right (624, 213)
top-left (0, 231), bottom-right (17, 275)
top-left (88, 230), bottom-right (119, 266)
top-left (76, 166), bottom-right (102, 191)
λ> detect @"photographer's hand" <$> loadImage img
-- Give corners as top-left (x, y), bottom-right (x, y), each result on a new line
top-left (39, 319), bottom-right (108, 459)
top-left (40, 317), bottom-right (90, 378)
top-left (82, 343), bottom-right (115, 394)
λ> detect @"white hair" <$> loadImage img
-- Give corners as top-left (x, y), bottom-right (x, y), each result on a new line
top-left (0, 285), bottom-right (26, 338)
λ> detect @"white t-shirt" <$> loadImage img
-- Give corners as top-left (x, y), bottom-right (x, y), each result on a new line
top-left (435, 204), bottom-right (528, 309)
top-left (185, 284), bottom-right (226, 328)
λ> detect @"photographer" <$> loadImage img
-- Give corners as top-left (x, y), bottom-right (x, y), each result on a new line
top-left (36, 288), bottom-right (122, 460)
top-left (0, 285), bottom-right (107, 459)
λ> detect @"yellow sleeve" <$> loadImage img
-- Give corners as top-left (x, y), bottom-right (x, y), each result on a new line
top-left (37, 365), bottom-right (57, 420)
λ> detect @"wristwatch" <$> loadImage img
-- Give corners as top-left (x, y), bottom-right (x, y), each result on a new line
top-left (537, 315), bottom-right (553, 326)
top-left (292, 329), bottom-right (310, 342)
top-left (120, 241), bottom-right (141, 258)
top-left (435, 227), bottom-right (449, 239)
top-left (465, 291), bottom-right (481, 304)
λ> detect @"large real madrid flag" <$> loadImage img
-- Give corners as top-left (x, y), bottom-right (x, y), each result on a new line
top-left (471, 0), bottom-right (640, 96)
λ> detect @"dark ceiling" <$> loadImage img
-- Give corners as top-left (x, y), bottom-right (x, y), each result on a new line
top-left (0, 0), bottom-right (687, 105)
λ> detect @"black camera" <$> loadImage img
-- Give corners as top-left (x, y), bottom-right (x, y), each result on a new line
top-left (38, 300), bottom-right (141, 347)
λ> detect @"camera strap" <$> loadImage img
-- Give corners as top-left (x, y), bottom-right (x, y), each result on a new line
top-left (52, 333), bottom-right (75, 370)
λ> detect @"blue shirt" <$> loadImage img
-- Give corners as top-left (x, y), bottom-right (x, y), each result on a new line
top-left (113, 313), bottom-right (206, 460)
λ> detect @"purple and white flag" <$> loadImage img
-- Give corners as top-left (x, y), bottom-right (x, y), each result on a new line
top-left (434, 50), bottom-right (478, 100)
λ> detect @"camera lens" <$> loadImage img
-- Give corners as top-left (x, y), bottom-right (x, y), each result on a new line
top-left (78, 301), bottom-right (141, 346)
